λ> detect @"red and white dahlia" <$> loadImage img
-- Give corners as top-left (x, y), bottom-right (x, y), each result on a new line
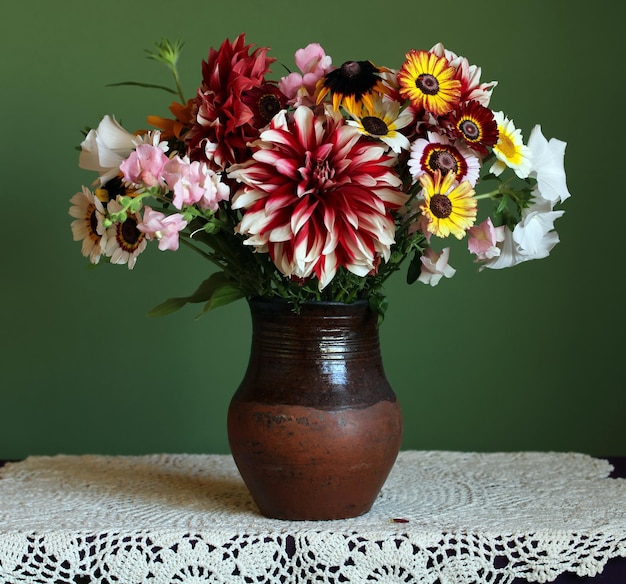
top-left (228, 106), bottom-right (408, 289)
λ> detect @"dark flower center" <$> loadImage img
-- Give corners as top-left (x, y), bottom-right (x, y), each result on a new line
top-left (102, 176), bottom-right (127, 200)
top-left (89, 206), bottom-right (99, 236)
top-left (430, 194), bottom-right (452, 218)
top-left (258, 93), bottom-right (282, 122)
top-left (459, 119), bottom-right (480, 140)
top-left (324, 60), bottom-right (380, 97)
top-left (430, 151), bottom-right (458, 173)
top-left (341, 61), bottom-right (362, 78)
top-left (118, 218), bottom-right (143, 248)
top-left (362, 116), bottom-right (389, 136)
top-left (416, 73), bottom-right (440, 95)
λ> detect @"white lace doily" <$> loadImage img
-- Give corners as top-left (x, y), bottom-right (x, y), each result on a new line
top-left (1, 451), bottom-right (625, 583)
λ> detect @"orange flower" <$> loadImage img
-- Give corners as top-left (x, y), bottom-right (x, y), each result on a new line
top-left (147, 99), bottom-right (194, 141)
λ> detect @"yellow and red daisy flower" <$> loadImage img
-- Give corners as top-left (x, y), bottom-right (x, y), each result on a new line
top-left (419, 170), bottom-right (477, 239)
top-left (452, 100), bottom-right (499, 156)
top-left (409, 132), bottom-right (480, 186)
top-left (397, 50), bottom-right (461, 116)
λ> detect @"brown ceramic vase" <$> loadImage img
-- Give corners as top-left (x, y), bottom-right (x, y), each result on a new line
top-left (227, 297), bottom-right (402, 520)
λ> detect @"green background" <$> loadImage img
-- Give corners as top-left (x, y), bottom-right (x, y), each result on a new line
top-left (1, 0), bottom-right (624, 459)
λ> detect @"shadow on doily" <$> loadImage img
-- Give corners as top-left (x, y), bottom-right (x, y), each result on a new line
top-left (37, 454), bottom-right (261, 518)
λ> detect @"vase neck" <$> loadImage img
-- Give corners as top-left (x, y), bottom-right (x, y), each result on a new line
top-left (248, 299), bottom-right (381, 361)
top-left (234, 298), bottom-right (394, 407)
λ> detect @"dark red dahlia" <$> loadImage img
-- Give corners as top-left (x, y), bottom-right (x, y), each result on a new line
top-left (185, 34), bottom-right (278, 170)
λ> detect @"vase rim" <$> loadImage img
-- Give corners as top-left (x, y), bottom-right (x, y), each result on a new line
top-left (248, 296), bottom-right (370, 308)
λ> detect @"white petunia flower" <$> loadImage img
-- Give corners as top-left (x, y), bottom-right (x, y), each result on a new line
top-left (481, 196), bottom-right (564, 270)
top-left (79, 115), bottom-right (141, 185)
top-left (527, 124), bottom-right (571, 205)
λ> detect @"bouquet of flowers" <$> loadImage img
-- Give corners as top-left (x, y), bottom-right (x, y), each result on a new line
top-left (70, 35), bottom-right (570, 319)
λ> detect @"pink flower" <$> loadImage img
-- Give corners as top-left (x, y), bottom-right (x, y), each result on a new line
top-left (418, 247), bottom-right (456, 286)
top-left (228, 106), bottom-right (408, 289)
top-left (137, 206), bottom-right (188, 251)
top-left (163, 156), bottom-right (230, 211)
top-left (468, 218), bottom-right (505, 261)
top-left (279, 43), bottom-right (333, 106)
top-left (120, 143), bottom-right (169, 188)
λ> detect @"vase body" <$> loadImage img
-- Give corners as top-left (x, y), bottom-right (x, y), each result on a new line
top-left (227, 297), bottom-right (402, 520)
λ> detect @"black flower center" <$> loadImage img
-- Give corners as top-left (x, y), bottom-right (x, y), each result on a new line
top-left (430, 194), bottom-right (452, 218)
top-left (324, 60), bottom-right (380, 97)
top-left (89, 206), bottom-right (99, 236)
top-left (341, 61), bottom-right (362, 78)
top-left (119, 218), bottom-right (143, 248)
top-left (460, 119), bottom-right (480, 141)
top-left (417, 73), bottom-right (439, 95)
top-left (258, 94), bottom-right (282, 122)
top-left (362, 116), bottom-right (389, 136)
top-left (430, 151), bottom-right (458, 173)
top-left (102, 176), bottom-right (127, 199)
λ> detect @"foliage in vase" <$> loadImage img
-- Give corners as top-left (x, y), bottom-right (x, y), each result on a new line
top-left (70, 35), bottom-right (570, 319)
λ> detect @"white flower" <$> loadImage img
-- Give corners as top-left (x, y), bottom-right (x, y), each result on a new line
top-left (79, 115), bottom-right (140, 185)
top-left (481, 198), bottom-right (564, 270)
top-left (513, 203), bottom-right (564, 259)
top-left (490, 112), bottom-right (532, 179)
top-left (527, 124), bottom-right (571, 205)
top-left (103, 199), bottom-right (147, 269)
top-left (68, 186), bottom-right (107, 264)
top-left (418, 247), bottom-right (456, 286)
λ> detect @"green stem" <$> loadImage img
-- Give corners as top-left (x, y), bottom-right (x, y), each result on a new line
top-left (474, 190), bottom-right (501, 200)
top-left (171, 68), bottom-right (185, 104)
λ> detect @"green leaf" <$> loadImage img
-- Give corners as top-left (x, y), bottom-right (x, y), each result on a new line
top-left (196, 284), bottom-right (245, 318)
top-left (368, 294), bottom-right (388, 327)
top-left (106, 81), bottom-right (177, 95)
top-left (146, 272), bottom-right (244, 318)
top-left (406, 251), bottom-right (423, 285)
top-left (146, 297), bottom-right (190, 317)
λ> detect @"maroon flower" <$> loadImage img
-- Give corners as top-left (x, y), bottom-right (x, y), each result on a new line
top-left (185, 34), bottom-right (278, 170)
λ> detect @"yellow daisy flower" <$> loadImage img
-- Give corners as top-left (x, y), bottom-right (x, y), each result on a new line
top-left (397, 50), bottom-right (461, 116)
top-left (419, 170), bottom-right (477, 239)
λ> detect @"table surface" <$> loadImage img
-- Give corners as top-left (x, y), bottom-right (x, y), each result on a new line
top-left (1, 453), bottom-right (625, 584)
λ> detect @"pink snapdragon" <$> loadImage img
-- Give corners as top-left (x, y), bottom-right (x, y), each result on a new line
top-left (418, 247), bottom-right (456, 286)
top-left (137, 206), bottom-right (188, 251)
top-left (279, 43), bottom-right (332, 106)
top-left (163, 156), bottom-right (230, 211)
top-left (468, 218), bottom-right (505, 261)
top-left (120, 143), bottom-right (169, 189)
